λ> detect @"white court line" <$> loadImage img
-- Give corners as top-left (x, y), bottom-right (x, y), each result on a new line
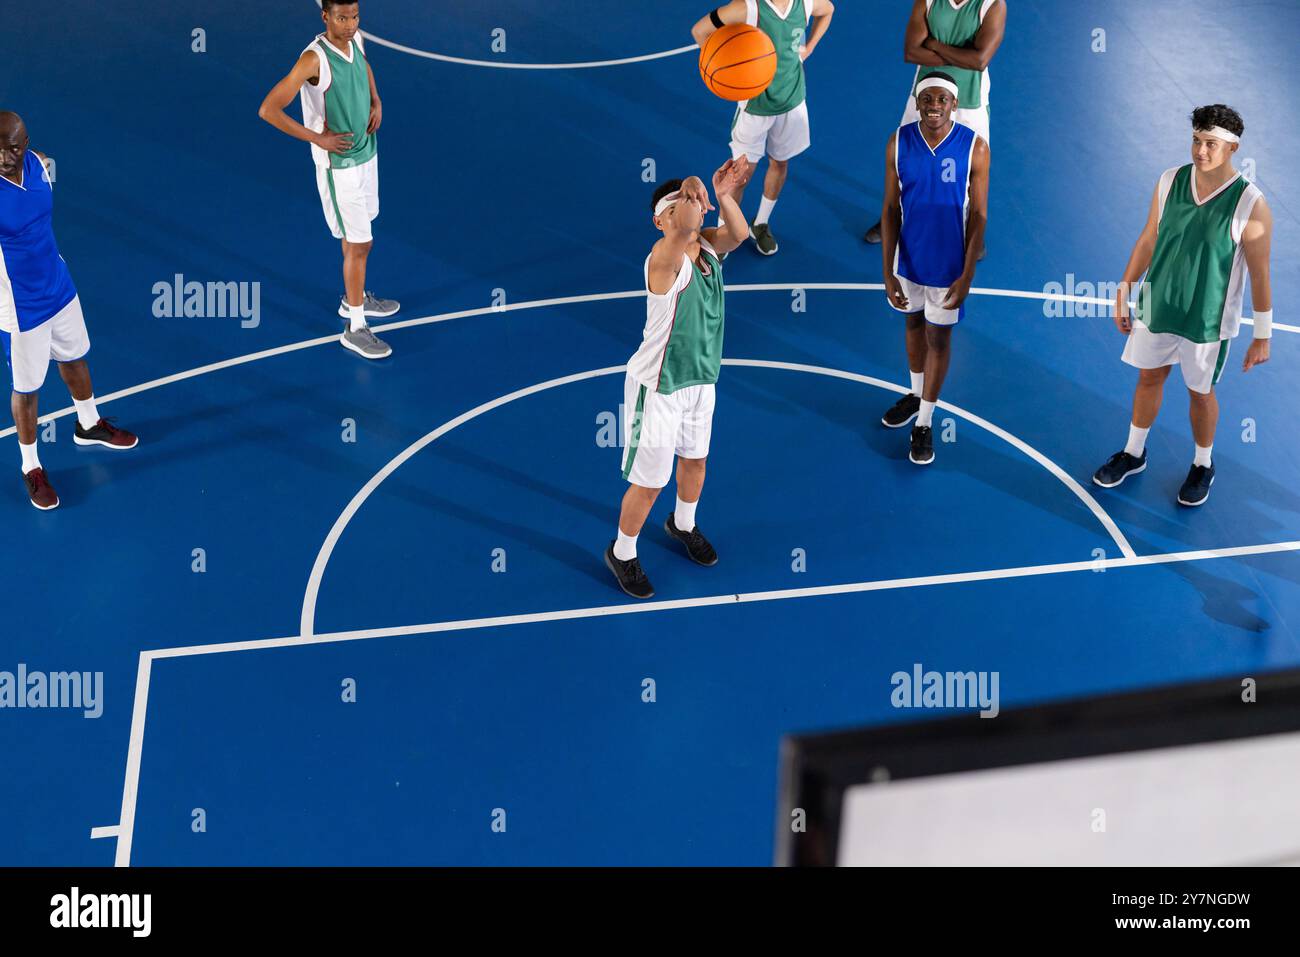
top-left (107, 536), bottom-right (1300, 865)
top-left (89, 825), bottom-right (119, 839)
top-left (4, 283), bottom-right (1284, 443)
top-left (298, 358), bottom-right (1135, 637)
top-left (308, 1), bottom-right (698, 70)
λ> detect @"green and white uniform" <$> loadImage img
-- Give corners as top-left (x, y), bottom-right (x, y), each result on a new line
top-left (729, 0), bottom-right (815, 162)
top-left (622, 239), bottom-right (725, 488)
top-left (1124, 165), bottom-right (1264, 394)
top-left (901, 0), bottom-right (998, 144)
top-left (300, 33), bottom-right (380, 243)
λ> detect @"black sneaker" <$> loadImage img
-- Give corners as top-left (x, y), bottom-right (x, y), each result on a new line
top-left (864, 222), bottom-right (882, 244)
top-left (882, 393), bottom-right (922, 429)
top-left (664, 513), bottom-right (718, 566)
top-left (1092, 449), bottom-right (1147, 488)
top-left (1177, 463), bottom-right (1215, 507)
top-left (604, 543), bottom-right (655, 599)
top-left (909, 424), bottom-right (935, 465)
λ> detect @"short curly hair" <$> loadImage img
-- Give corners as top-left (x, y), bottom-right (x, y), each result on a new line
top-left (1191, 104), bottom-right (1244, 138)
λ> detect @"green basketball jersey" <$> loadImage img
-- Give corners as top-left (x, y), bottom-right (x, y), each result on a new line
top-left (913, 0), bottom-right (993, 110)
top-left (628, 242), bottom-right (726, 394)
top-left (300, 34), bottom-right (377, 170)
top-left (745, 0), bottom-right (812, 117)
top-left (1139, 165), bottom-right (1263, 344)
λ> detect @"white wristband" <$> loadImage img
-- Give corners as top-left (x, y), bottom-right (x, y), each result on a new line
top-left (1252, 309), bottom-right (1273, 339)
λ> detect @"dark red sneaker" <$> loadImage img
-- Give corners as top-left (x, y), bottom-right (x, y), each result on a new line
top-left (23, 468), bottom-right (59, 510)
top-left (74, 417), bottom-right (138, 450)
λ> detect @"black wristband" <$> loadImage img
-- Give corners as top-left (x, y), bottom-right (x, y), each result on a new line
top-left (709, 8), bottom-right (725, 28)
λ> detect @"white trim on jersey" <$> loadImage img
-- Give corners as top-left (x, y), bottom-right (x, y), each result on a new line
top-left (1156, 166), bottom-right (1180, 223)
top-left (963, 129), bottom-right (976, 246)
top-left (919, 120), bottom-right (957, 156)
top-left (743, 0), bottom-right (760, 27)
top-left (763, 0), bottom-right (797, 18)
top-left (1218, 181), bottom-right (1264, 341)
top-left (1230, 182), bottom-right (1264, 244)
top-left (1191, 169), bottom-right (1242, 207)
top-left (0, 241), bottom-right (17, 335)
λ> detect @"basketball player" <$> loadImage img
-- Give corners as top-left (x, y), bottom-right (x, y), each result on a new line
top-left (878, 75), bottom-right (989, 465)
top-left (1091, 105), bottom-right (1272, 508)
top-left (605, 158), bottom-right (750, 599)
top-left (0, 112), bottom-right (139, 511)
top-left (866, 0), bottom-right (1004, 246)
top-left (258, 0), bottom-right (399, 360)
top-left (691, 0), bottom-right (835, 257)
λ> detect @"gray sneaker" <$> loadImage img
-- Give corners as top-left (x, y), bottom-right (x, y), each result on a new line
top-left (337, 291), bottom-right (400, 320)
top-left (750, 223), bottom-right (778, 256)
top-left (340, 323), bottom-right (393, 359)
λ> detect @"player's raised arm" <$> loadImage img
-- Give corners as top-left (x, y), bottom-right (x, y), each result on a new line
top-left (257, 50), bottom-right (352, 154)
top-left (701, 157), bottom-right (751, 256)
top-left (904, 0), bottom-right (946, 66)
top-left (923, 0), bottom-right (1006, 72)
top-left (1114, 180), bottom-right (1164, 334)
top-left (1241, 196), bottom-right (1274, 371)
top-left (801, 0), bottom-right (835, 61)
top-left (691, 0), bottom-right (749, 47)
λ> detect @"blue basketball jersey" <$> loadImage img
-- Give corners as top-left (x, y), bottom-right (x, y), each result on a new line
top-left (895, 120), bottom-right (977, 289)
top-left (0, 149), bottom-right (78, 334)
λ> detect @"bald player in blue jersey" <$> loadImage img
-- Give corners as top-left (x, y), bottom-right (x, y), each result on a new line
top-left (0, 112), bottom-right (138, 510)
top-left (878, 74), bottom-right (989, 465)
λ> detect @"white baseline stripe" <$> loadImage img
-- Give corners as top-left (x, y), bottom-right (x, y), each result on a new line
top-left (8, 284), bottom-right (1280, 443)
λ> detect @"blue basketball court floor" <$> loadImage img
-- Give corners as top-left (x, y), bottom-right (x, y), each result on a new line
top-left (3, 0), bottom-right (1299, 865)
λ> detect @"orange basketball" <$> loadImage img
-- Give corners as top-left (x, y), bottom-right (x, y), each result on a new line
top-left (699, 23), bottom-right (777, 102)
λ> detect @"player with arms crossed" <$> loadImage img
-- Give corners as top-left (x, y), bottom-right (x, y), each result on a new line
top-left (879, 75), bottom-right (989, 466)
top-left (258, 0), bottom-right (400, 360)
top-left (692, 0), bottom-right (834, 257)
top-left (1092, 105), bottom-right (1272, 508)
top-left (0, 112), bottom-right (138, 511)
top-left (605, 158), bottom-right (750, 599)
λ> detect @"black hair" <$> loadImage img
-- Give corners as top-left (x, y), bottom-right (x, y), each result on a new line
top-left (321, 0), bottom-right (359, 11)
top-left (1191, 104), bottom-right (1244, 138)
top-left (650, 179), bottom-right (684, 214)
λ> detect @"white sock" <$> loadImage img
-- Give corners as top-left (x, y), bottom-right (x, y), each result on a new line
top-left (909, 371), bottom-right (924, 397)
top-left (674, 496), bottom-right (698, 532)
top-left (755, 195), bottom-right (777, 226)
top-left (19, 441), bottom-right (40, 474)
top-left (73, 395), bottom-right (99, 430)
top-left (1124, 424), bottom-right (1149, 458)
top-left (917, 400), bottom-right (936, 428)
top-left (613, 529), bottom-right (638, 561)
top-left (347, 301), bottom-right (366, 333)
top-left (1194, 444), bottom-right (1213, 467)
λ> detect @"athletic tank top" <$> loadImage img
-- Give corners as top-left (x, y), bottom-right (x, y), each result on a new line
top-left (0, 149), bottom-right (77, 334)
top-left (894, 120), bottom-right (977, 288)
top-left (912, 0), bottom-right (998, 110)
top-left (627, 239), bottom-right (725, 394)
top-left (1138, 165), bottom-right (1263, 343)
top-left (299, 34), bottom-right (377, 170)
top-left (742, 0), bottom-right (814, 116)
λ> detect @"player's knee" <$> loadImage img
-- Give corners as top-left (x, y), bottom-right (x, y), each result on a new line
top-left (925, 324), bottom-right (952, 352)
top-left (1137, 367), bottom-right (1168, 388)
top-left (904, 312), bottom-right (926, 333)
top-left (679, 456), bottom-right (707, 473)
top-left (343, 239), bottom-right (373, 257)
top-left (768, 158), bottom-right (789, 173)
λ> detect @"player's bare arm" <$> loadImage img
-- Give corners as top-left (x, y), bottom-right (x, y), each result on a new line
top-left (691, 0), bottom-right (749, 46)
top-left (702, 157), bottom-right (752, 256)
top-left (923, 0), bottom-right (1006, 72)
top-left (1241, 196), bottom-right (1274, 371)
top-left (1114, 182), bottom-right (1163, 334)
top-left (943, 136), bottom-right (989, 309)
top-left (880, 132), bottom-right (909, 310)
top-left (904, 0), bottom-right (947, 67)
top-left (366, 59), bottom-right (382, 135)
top-left (257, 50), bottom-right (353, 154)
top-left (801, 0), bottom-right (835, 61)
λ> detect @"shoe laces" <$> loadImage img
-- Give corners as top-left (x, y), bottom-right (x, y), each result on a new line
top-left (624, 556), bottom-right (648, 583)
top-left (25, 467), bottom-right (48, 489)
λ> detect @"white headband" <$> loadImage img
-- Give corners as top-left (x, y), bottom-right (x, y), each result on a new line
top-left (1197, 125), bottom-right (1240, 144)
top-left (916, 77), bottom-right (959, 100)
top-left (654, 190), bottom-right (683, 219)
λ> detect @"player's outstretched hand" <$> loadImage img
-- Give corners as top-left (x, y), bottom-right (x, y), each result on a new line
top-left (1243, 338), bottom-right (1270, 371)
top-left (713, 156), bottom-right (750, 199)
top-left (884, 273), bottom-right (910, 311)
top-left (1113, 285), bottom-right (1133, 334)
top-left (681, 175), bottom-right (714, 213)
top-left (942, 274), bottom-right (972, 311)
top-left (316, 127), bottom-right (354, 154)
